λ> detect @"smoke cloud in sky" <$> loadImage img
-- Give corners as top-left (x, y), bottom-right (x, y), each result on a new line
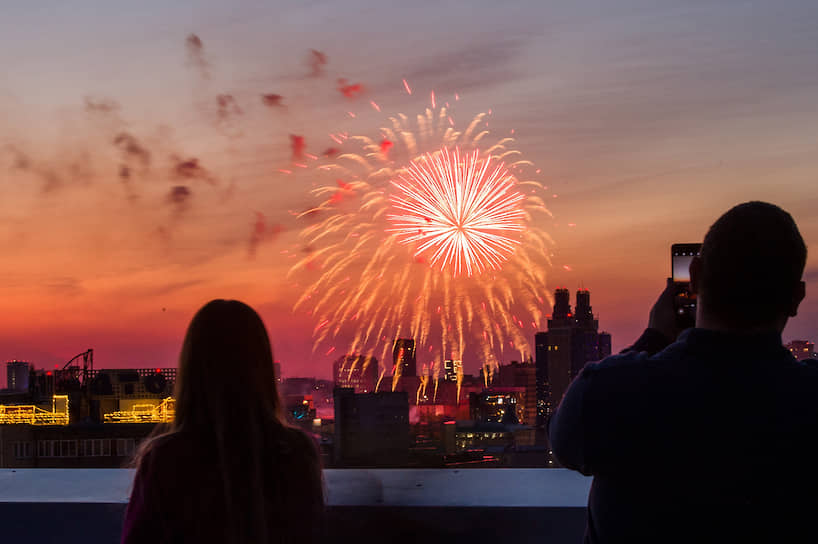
top-left (114, 132), bottom-right (151, 168)
top-left (185, 33), bottom-right (209, 79)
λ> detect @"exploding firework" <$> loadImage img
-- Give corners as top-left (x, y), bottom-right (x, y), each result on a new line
top-left (291, 101), bottom-right (553, 386)
top-left (388, 147), bottom-right (526, 277)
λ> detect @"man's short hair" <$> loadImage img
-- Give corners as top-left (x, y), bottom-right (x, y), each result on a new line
top-left (699, 201), bottom-right (806, 328)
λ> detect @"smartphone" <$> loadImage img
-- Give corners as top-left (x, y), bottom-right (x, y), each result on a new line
top-left (671, 243), bottom-right (702, 330)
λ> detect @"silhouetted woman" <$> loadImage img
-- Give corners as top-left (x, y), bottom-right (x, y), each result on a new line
top-left (122, 300), bottom-right (324, 544)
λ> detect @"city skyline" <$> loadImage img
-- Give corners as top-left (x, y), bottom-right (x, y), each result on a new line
top-left (2, 1), bottom-right (817, 385)
top-left (5, 285), bottom-right (816, 391)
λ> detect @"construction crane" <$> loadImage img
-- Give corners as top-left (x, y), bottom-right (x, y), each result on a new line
top-left (0, 350), bottom-right (92, 425)
top-left (62, 349), bottom-right (94, 384)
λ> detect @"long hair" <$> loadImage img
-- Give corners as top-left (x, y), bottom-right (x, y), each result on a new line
top-left (134, 300), bottom-right (289, 543)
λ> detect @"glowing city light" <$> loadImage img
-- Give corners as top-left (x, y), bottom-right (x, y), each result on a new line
top-left (0, 395), bottom-right (69, 425)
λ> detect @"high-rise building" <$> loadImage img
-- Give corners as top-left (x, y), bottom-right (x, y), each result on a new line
top-left (535, 289), bottom-right (611, 423)
top-left (786, 340), bottom-right (816, 361)
top-left (469, 390), bottom-right (522, 424)
top-left (540, 289), bottom-right (574, 418)
top-left (496, 360), bottom-right (537, 425)
top-left (571, 288), bottom-right (600, 376)
top-left (574, 289), bottom-right (596, 328)
top-left (598, 332), bottom-right (612, 359)
top-left (333, 388), bottom-right (410, 467)
top-left (443, 359), bottom-right (462, 382)
top-left (393, 338), bottom-right (417, 377)
top-left (333, 354), bottom-right (379, 393)
top-left (6, 361), bottom-right (30, 392)
top-left (534, 332), bottom-right (551, 425)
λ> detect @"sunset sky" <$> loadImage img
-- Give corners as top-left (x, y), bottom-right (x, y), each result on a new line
top-left (2, 0), bottom-right (817, 385)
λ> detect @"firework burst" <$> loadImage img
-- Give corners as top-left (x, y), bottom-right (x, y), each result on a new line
top-left (291, 102), bottom-right (553, 385)
top-left (388, 147), bottom-right (526, 277)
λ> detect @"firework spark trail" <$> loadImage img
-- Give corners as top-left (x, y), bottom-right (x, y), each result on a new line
top-left (391, 361), bottom-right (403, 393)
top-left (456, 365), bottom-right (464, 405)
top-left (416, 364), bottom-right (429, 404)
top-left (482, 360), bottom-right (498, 388)
top-left (375, 367), bottom-right (387, 393)
top-left (292, 106), bottom-right (553, 379)
top-left (432, 360), bottom-right (440, 403)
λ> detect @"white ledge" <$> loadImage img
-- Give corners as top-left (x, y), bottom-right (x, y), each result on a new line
top-left (0, 469), bottom-right (591, 507)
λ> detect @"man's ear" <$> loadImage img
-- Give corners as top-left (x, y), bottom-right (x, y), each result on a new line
top-left (789, 281), bottom-right (806, 317)
top-left (689, 256), bottom-right (702, 295)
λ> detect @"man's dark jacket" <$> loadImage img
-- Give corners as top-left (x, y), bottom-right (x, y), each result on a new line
top-left (549, 328), bottom-right (818, 543)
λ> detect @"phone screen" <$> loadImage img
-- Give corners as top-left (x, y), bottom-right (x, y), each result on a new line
top-left (671, 243), bottom-right (701, 329)
top-left (672, 254), bottom-right (697, 283)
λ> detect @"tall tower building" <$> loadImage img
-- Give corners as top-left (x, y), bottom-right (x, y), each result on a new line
top-left (534, 332), bottom-right (551, 425)
top-left (574, 289), bottom-right (597, 329)
top-left (552, 288), bottom-right (572, 319)
top-left (392, 338), bottom-right (417, 377)
top-left (571, 289), bottom-right (600, 378)
top-left (541, 288), bottom-right (574, 418)
top-left (598, 332), bottom-right (612, 359)
top-left (535, 289), bottom-right (611, 423)
top-left (6, 361), bottom-right (30, 392)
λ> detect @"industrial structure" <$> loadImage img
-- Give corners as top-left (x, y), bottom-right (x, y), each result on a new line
top-left (0, 352), bottom-right (178, 468)
top-left (103, 397), bottom-right (175, 424)
top-left (0, 395), bottom-right (69, 425)
top-left (1, 351), bottom-right (176, 426)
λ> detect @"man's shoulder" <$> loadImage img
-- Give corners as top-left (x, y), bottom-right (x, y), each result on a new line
top-left (583, 337), bottom-right (818, 389)
top-left (576, 340), bottom-right (696, 394)
top-left (777, 357), bottom-right (818, 384)
top-left (583, 347), bottom-right (672, 375)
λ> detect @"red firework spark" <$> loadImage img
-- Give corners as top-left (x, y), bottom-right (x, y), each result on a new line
top-left (387, 147), bottom-right (526, 277)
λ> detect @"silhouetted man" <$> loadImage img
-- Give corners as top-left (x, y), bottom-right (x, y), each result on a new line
top-left (549, 202), bottom-right (813, 543)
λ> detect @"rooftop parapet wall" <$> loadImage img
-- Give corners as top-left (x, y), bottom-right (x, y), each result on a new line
top-left (0, 468), bottom-right (590, 543)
